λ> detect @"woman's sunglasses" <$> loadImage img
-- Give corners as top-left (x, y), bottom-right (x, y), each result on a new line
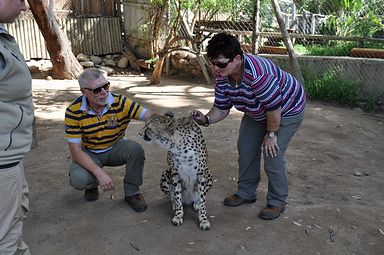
top-left (209, 58), bottom-right (234, 68)
top-left (84, 81), bottom-right (110, 94)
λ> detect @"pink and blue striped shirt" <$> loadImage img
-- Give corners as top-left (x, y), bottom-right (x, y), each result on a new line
top-left (214, 53), bottom-right (306, 122)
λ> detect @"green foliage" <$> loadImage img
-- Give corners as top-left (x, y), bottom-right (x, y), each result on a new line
top-left (303, 69), bottom-right (364, 107)
top-left (293, 44), bottom-right (310, 54)
top-left (306, 42), bottom-right (356, 56)
top-left (319, 0), bottom-right (383, 37)
top-left (295, 41), bottom-right (384, 56)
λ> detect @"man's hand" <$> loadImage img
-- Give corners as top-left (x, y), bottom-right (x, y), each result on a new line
top-left (94, 169), bottom-right (115, 192)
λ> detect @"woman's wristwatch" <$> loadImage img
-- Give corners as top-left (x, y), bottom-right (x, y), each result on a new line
top-left (202, 115), bottom-right (211, 127)
top-left (266, 130), bottom-right (278, 138)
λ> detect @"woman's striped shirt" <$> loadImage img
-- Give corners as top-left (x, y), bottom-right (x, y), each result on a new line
top-left (64, 92), bottom-right (146, 152)
top-left (214, 53), bottom-right (306, 122)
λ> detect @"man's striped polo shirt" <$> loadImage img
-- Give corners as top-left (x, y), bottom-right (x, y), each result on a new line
top-left (65, 92), bottom-right (146, 152)
top-left (214, 53), bottom-right (306, 122)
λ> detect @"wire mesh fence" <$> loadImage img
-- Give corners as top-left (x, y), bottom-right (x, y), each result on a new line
top-left (188, 0), bottom-right (384, 110)
top-left (12, 0), bottom-right (384, 109)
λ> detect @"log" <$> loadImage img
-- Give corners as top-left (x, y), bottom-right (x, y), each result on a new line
top-left (350, 48), bottom-right (384, 59)
top-left (123, 48), bottom-right (141, 72)
top-left (241, 45), bottom-right (288, 55)
top-left (259, 46), bottom-right (288, 55)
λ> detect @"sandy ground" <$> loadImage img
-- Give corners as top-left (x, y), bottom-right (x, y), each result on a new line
top-left (23, 75), bottom-right (384, 255)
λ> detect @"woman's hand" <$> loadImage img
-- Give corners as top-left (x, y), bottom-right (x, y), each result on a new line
top-left (190, 109), bottom-right (209, 126)
top-left (262, 136), bottom-right (279, 158)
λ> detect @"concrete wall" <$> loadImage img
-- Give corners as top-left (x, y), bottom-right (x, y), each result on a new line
top-left (263, 55), bottom-right (384, 96)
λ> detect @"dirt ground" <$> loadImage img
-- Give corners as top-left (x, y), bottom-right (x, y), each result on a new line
top-left (24, 74), bottom-right (384, 255)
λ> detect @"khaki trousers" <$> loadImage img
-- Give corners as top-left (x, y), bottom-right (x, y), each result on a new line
top-left (0, 162), bottom-right (30, 255)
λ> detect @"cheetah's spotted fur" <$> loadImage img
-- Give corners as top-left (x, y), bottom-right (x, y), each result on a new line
top-left (139, 114), bottom-right (213, 230)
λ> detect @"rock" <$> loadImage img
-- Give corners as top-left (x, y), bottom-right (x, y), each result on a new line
top-left (353, 107), bottom-right (363, 113)
top-left (173, 50), bottom-right (189, 59)
top-left (26, 60), bottom-right (40, 73)
top-left (98, 66), bottom-right (115, 75)
top-left (354, 170), bottom-right (362, 176)
top-left (105, 59), bottom-right (116, 67)
top-left (76, 53), bottom-right (89, 62)
top-left (39, 60), bottom-right (53, 71)
top-left (137, 59), bottom-right (151, 69)
top-left (80, 61), bottom-right (94, 68)
top-left (186, 52), bottom-right (197, 60)
top-left (117, 56), bottom-right (129, 68)
top-left (90, 55), bottom-right (102, 65)
top-left (174, 58), bottom-right (187, 66)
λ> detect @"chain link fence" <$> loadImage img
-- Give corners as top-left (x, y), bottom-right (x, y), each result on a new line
top-left (190, 0), bottom-right (384, 110)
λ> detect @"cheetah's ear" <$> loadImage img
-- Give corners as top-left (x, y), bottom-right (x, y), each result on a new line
top-left (165, 117), bottom-right (177, 133)
top-left (180, 116), bottom-right (193, 126)
top-left (164, 111), bottom-right (174, 118)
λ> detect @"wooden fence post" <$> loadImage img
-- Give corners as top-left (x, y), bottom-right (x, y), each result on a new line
top-left (271, 0), bottom-right (304, 84)
top-left (251, 0), bottom-right (261, 54)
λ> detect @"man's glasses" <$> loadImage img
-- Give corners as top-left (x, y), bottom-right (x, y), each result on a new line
top-left (209, 58), bottom-right (234, 68)
top-left (84, 81), bottom-right (110, 94)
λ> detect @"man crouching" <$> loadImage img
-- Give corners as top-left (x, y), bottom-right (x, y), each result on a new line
top-left (64, 68), bottom-right (156, 211)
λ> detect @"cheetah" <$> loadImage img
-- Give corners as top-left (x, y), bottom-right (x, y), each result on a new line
top-left (139, 114), bottom-right (213, 230)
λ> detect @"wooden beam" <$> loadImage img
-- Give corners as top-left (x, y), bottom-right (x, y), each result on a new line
top-left (194, 28), bottom-right (384, 43)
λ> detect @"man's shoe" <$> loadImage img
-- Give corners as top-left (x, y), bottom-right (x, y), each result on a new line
top-left (125, 194), bottom-right (147, 212)
top-left (223, 194), bottom-right (256, 207)
top-left (258, 205), bottom-right (285, 220)
top-left (84, 187), bottom-right (99, 202)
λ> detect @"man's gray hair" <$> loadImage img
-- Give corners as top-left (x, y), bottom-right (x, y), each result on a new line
top-left (78, 68), bottom-right (105, 88)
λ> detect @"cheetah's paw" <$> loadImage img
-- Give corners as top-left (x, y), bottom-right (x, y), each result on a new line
top-left (172, 216), bottom-right (183, 226)
top-left (199, 220), bottom-right (210, 230)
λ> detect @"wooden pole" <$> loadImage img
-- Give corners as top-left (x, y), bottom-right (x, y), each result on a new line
top-left (271, 0), bottom-right (304, 84)
top-left (251, 0), bottom-right (260, 54)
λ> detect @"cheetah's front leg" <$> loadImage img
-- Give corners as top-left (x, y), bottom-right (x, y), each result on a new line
top-left (196, 173), bottom-right (210, 230)
top-left (170, 174), bottom-right (184, 226)
top-left (160, 170), bottom-right (171, 195)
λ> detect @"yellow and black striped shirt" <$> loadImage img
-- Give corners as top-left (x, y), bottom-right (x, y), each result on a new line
top-left (64, 93), bottom-right (145, 152)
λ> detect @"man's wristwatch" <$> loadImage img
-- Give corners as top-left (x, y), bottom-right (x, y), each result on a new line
top-left (266, 130), bottom-right (278, 138)
top-left (202, 115), bottom-right (211, 127)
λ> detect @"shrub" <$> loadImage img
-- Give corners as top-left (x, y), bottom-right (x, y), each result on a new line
top-left (303, 70), bottom-right (363, 106)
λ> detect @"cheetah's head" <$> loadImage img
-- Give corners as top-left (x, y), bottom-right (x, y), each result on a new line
top-left (139, 113), bottom-right (196, 150)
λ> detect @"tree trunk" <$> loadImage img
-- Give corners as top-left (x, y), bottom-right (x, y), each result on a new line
top-left (150, 55), bottom-right (166, 84)
top-left (271, 0), bottom-right (304, 84)
top-left (27, 0), bottom-right (83, 79)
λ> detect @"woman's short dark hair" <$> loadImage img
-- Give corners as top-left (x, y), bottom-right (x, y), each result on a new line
top-left (206, 33), bottom-right (243, 60)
